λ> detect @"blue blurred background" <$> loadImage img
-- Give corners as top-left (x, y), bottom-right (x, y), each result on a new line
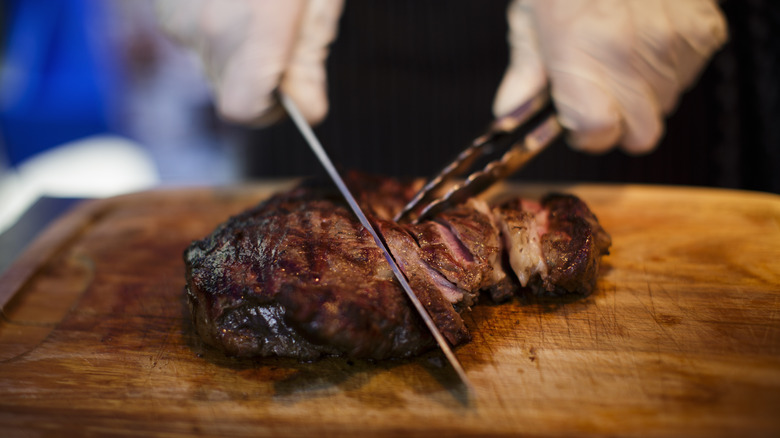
top-left (0, 0), bottom-right (239, 231)
top-left (1, 0), bottom-right (120, 165)
top-left (0, 0), bottom-right (240, 173)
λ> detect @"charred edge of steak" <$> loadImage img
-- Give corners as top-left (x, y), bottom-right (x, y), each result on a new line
top-left (185, 283), bottom-right (336, 360)
top-left (492, 194), bottom-right (611, 298)
top-left (276, 281), bottom-right (435, 359)
top-left (537, 193), bottom-right (611, 296)
top-left (183, 192), bottom-right (339, 360)
top-left (184, 250), bottom-right (337, 359)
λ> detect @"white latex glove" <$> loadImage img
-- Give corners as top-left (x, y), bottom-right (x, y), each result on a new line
top-left (155, 0), bottom-right (344, 126)
top-left (493, 0), bottom-right (728, 154)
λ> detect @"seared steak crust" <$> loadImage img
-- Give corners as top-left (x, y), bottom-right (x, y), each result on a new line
top-left (185, 187), bottom-right (434, 360)
top-left (184, 176), bottom-right (611, 360)
top-left (539, 194), bottom-right (612, 295)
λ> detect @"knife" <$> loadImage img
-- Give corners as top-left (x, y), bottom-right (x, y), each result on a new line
top-left (279, 93), bottom-right (473, 392)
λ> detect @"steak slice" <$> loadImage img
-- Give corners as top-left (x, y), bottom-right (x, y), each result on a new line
top-left (409, 220), bottom-right (482, 296)
top-left (539, 194), bottom-right (612, 295)
top-left (493, 195), bottom-right (611, 296)
top-left (373, 218), bottom-right (471, 346)
top-left (434, 200), bottom-right (507, 300)
top-left (184, 175), bottom-right (611, 360)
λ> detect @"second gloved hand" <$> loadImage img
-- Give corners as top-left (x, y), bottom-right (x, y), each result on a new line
top-left (156, 0), bottom-right (344, 126)
top-left (493, 0), bottom-right (728, 154)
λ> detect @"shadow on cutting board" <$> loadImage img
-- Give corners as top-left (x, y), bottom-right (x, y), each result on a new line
top-left (179, 296), bottom-right (475, 409)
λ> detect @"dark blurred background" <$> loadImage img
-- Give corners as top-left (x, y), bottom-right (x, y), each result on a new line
top-left (0, 0), bottom-right (778, 215)
top-left (244, 0), bottom-right (780, 194)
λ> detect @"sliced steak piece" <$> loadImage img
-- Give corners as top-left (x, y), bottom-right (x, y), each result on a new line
top-left (435, 199), bottom-right (507, 296)
top-left (493, 194), bottom-right (611, 297)
top-left (409, 220), bottom-right (483, 294)
top-left (373, 218), bottom-right (471, 346)
top-left (538, 193), bottom-right (612, 295)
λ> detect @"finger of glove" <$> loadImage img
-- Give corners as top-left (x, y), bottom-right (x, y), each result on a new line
top-left (631, 0), bottom-right (728, 115)
top-left (629, 0), bottom-right (684, 114)
top-left (211, 0), bottom-right (306, 125)
top-left (549, 69), bottom-right (622, 154)
top-left (493, 0), bottom-right (547, 118)
top-left (555, 68), bottom-right (663, 155)
top-left (611, 73), bottom-right (665, 154)
top-left (664, 0), bottom-right (728, 90)
top-left (282, 0), bottom-right (345, 125)
top-left (530, 0), bottom-right (626, 153)
top-left (532, 0), bottom-right (664, 154)
top-left (156, 0), bottom-right (263, 82)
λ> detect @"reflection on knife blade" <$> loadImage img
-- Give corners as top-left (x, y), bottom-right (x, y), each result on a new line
top-left (279, 93), bottom-right (474, 392)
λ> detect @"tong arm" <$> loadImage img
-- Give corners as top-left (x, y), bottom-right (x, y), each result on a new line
top-left (395, 91), bottom-right (560, 223)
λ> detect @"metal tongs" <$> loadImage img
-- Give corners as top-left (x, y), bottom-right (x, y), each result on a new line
top-left (395, 90), bottom-right (562, 224)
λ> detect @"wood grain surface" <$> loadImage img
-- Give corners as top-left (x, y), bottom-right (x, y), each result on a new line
top-left (0, 183), bottom-right (778, 437)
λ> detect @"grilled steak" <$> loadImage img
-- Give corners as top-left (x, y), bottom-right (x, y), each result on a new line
top-left (184, 174), bottom-right (611, 360)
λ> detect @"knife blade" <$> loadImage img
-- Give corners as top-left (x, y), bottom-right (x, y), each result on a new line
top-left (279, 93), bottom-right (473, 392)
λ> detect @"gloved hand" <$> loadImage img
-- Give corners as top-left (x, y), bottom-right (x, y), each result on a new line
top-left (493, 0), bottom-right (728, 154)
top-left (155, 0), bottom-right (344, 126)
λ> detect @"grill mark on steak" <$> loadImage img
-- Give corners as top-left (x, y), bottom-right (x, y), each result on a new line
top-left (185, 198), bottom-right (338, 359)
top-left (184, 175), bottom-right (611, 360)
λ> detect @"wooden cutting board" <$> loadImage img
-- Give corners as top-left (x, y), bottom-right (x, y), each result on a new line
top-left (1, 183), bottom-right (779, 437)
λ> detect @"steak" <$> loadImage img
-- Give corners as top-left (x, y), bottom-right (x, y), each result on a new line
top-left (184, 174), bottom-right (611, 360)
